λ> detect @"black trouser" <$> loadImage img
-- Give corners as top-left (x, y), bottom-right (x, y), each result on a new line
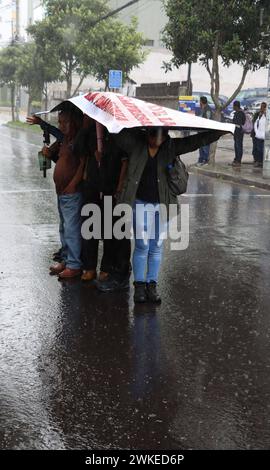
top-left (234, 131), bottom-right (244, 162)
top-left (81, 188), bottom-right (111, 272)
top-left (102, 195), bottom-right (131, 279)
top-left (81, 189), bottom-right (131, 276)
top-left (253, 137), bottom-right (264, 163)
top-left (107, 232), bottom-right (131, 279)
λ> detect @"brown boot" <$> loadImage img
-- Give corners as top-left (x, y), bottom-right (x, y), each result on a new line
top-left (58, 268), bottom-right (81, 279)
top-left (98, 271), bottom-right (109, 282)
top-left (50, 262), bottom-right (65, 275)
top-left (81, 270), bottom-right (97, 281)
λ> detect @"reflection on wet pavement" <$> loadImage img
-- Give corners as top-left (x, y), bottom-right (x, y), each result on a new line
top-left (1, 127), bottom-right (270, 449)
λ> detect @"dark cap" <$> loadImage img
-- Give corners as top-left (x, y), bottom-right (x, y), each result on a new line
top-left (233, 100), bottom-right (241, 108)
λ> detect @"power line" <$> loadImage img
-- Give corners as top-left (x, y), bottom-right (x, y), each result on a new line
top-left (91, 0), bottom-right (140, 26)
top-left (0, 3), bottom-right (13, 11)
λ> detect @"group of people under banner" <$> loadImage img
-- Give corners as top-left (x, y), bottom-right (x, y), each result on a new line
top-left (27, 103), bottom-right (227, 304)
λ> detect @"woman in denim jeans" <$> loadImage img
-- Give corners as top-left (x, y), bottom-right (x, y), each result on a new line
top-left (115, 127), bottom-right (227, 303)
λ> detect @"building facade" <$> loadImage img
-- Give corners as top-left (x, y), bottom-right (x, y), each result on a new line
top-left (0, 0), bottom-right (42, 46)
top-left (109, 0), bottom-right (167, 50)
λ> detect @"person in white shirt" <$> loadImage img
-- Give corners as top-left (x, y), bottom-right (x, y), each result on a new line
top-left (252, 102), bottom-right (267, 168)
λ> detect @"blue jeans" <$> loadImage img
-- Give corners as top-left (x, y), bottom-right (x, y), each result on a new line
top-left (57, 192), bottom-right (83, 269)
top-left (132, 200), bottom-right (167, 283)
top-left (234, 132), bottom-right (244, 162)
top-left (199, 145), bottom-right (210, 163)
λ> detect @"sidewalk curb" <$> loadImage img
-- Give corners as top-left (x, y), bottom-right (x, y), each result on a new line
top-left (189, 165), bottom-right (270, 192)
top-left (3, 122), bottom-right (40, 135)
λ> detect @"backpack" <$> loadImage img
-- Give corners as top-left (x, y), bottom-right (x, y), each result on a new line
top-left (242, 111), bottom-right (253, 134)
top-left (166, 157), bottom-right (189, 196)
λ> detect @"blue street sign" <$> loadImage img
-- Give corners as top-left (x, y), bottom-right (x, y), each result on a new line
top-left (109, 70), bottom-right (123, 89)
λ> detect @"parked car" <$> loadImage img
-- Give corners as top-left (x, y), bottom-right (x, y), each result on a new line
top-left (192, 91), bottom-right (231, 121)
top-left (228, 98), bottom-right (268, 122)
top-left (249, 99), bottom-right (268, 115)
top-left (233, 88), bottom-right (267, 111)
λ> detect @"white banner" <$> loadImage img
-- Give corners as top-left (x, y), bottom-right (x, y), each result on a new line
top-left (51, 92), bottom-right (235, 135)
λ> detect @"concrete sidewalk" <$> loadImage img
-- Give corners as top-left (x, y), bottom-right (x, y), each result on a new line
top-left (0, 108), bottom-right (27, 125)
top-left (182, 134), bottom-right (270, 192)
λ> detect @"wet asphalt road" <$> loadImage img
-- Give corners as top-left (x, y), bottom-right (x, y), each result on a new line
top-left (1, 126), bottom-right (270, 450)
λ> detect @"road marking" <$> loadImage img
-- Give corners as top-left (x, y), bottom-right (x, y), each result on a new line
top-left (182, 194), bottom-right (213, 197)
top-left (0, 189), bottom-right (54, 194)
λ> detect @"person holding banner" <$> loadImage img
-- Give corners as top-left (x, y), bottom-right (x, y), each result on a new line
top-left (115, 126), bottom-right (228, 304)
top-left (42, 108), bottom-right (85, 279)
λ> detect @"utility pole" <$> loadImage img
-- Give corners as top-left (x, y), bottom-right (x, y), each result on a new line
top-left (260, 6), bottom-right (270, 179)
top-left (15, 0), bottom-right (20, 41)
top-left (28, 0), bottom-right (34, 28)
top-left (15, 0), bottom-right (20, 120)
top-left (262, 65), bottom-right (270, 178)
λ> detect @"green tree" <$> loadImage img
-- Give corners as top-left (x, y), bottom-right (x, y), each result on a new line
top-left (16, 42), bottom-right (61, 114)
top-left (0, 44), bottom-right (22, 121)
top-left (28, 0), bottom-right (109, 97)
top-left (80, 17), bottom-right (146, 89)
top-left (28, 0), bottom-right (146, 98)
top-left (163, 0), bottom-right (270, 159)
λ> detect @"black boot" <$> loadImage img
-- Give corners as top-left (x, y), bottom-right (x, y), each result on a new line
top-left (96, 274), bottom-right (130, 292)
top-left (53, 248), bottom-right (63, 262)
top-left (146, 281), bottom-right (161, 304)
top-left (134, 282), bottom-right (147, 303)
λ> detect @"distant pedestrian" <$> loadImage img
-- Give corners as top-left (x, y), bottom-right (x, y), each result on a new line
top-left (196, 96), bottom-right (213, 166)
top-left (231, 100), bottom-right (246, 167)
top-left (251, 102), bottom-right (267, 168)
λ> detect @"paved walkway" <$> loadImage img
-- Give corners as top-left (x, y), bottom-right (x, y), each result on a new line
top-left (182, 135), bottom-right (270, 192)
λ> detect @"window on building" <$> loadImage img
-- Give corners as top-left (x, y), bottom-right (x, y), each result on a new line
top-left (144, 39), bottom-right (155, 47)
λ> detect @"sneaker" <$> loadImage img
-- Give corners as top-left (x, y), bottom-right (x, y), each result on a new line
top-left (96, 274), bottom-right (130, 292)
top-left (195, 162), bottom-right (207, 167)
top-left (133, 282), bottom-right (147, 303)
top-left (58, 268), bottom-right (81, 279)
top-left (81, 270), bottom-right (97, 281)
top-left (231, 161), bottom-right (241, 167)
top-left (50, 262), bottom-right (65, 275)
top-left (146, 281), bottom-right (162, 304)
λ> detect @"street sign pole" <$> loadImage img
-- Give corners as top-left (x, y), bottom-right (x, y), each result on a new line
top-left (263, 63), bottom-right (270, 178)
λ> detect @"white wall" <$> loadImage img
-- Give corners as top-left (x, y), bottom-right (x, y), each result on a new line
top-left (129, 49), bottom-right (269, 98)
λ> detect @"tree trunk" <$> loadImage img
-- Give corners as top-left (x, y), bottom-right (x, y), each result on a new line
top-left (43, 83), bottom-right (48, 116)
top-left (66, 62), bottom-right (73, 98)
top-left (208, 109), bottom-right (222, 165)
top-left (206, 34), bottom-right (222, 164)
top-left (27, 89), bottom-right (33, 116)
top-left (10, 85), bottom-right (15, 122)
top-left (71, 75), bottom-right (85, 97)
top-left (66, 77), bottom-right (72, 99)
